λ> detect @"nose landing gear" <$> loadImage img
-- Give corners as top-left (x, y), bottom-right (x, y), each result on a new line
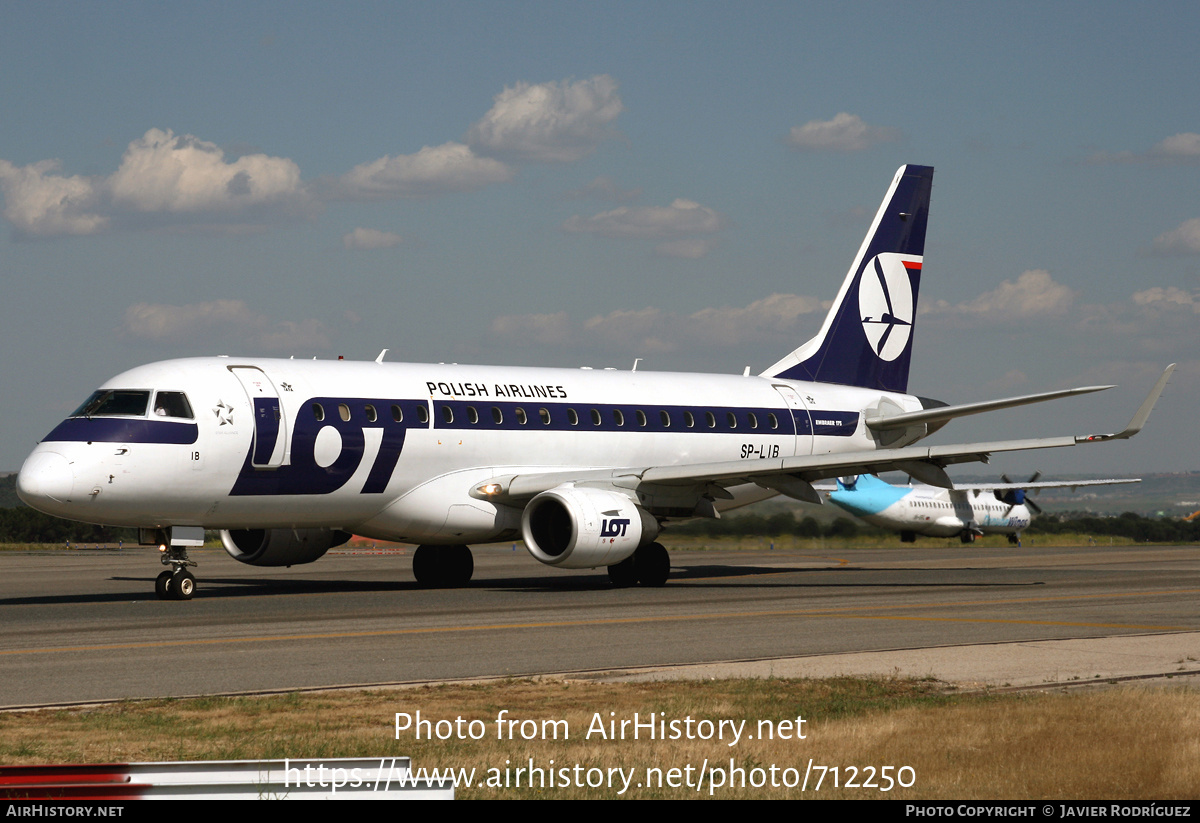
top-left (156, 544), bottom-right (198, 600)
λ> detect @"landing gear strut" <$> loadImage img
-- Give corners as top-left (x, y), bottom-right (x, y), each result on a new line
top-left (607, 541), bottom-right (670, 588)
top-left (156, 544), bottom-right (198, 600)
top-left (412, 544), bottom-right (474, 588)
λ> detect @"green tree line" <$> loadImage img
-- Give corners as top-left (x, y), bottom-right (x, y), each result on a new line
top-left (0, 506), bottom-right (136, 544)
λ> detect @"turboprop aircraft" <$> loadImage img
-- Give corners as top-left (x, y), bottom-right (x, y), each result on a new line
top-left (15, 165), bottom-right (1175, 599)
top-left (826, 473), bottom-right (1142, 544)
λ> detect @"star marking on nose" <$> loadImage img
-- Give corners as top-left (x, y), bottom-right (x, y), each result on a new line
top-left (213, 400), bottom-right (235, 426)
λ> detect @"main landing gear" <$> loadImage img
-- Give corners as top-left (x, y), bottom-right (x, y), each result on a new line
top-left (607, 541), bottom-right (670, 588)
top-left (412, 544), bottom-right (474, 588)
top-left (156, 545), bottom-right (198, 601)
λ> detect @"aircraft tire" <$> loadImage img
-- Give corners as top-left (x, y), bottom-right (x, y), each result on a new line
top-left (635, 542), bottom-right (670, 587)
top-left (172, 570), bottom-right (196, 600)
top-left (607, 555), bottom-right (638, 587)
top-left (412, 545), bottom-right (438, 587)
top-left (449, 545), bottom-right (474, 587)
top-left (155, 570), bottom-right (173, 600)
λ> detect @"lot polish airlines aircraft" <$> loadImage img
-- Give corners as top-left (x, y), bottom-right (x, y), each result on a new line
top-left (15, 165), bottom-right (1174, 599)
top-left (826, 473), bottom-right (1141, 545)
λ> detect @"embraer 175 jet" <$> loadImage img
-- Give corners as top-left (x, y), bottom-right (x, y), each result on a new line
top-left (15, 165), bottom-right (1174, 599)
top-left (826, 473), bottom-right (1141, 544)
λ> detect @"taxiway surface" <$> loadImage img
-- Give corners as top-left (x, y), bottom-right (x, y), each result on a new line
top-left (1, 543), bottom-right (1197, 707)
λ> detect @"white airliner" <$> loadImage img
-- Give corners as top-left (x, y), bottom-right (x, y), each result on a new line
top-left (15, 165), bottom-right (1174, 599)
top-left (826, 473), bottom-right (1142, 545)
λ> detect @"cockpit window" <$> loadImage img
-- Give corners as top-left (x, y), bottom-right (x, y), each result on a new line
top-left (153, 391), bottom-right (194, 419)
top-left (72, 390), bottom-right (151, 418)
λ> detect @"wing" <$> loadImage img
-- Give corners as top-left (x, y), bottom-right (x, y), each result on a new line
top-left (952, 478), bottom-right (1141, 492)
top-left (475, 364), bottom-right (1173, 510)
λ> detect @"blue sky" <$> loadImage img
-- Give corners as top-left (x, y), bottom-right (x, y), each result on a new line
top-left (2, 1), bottom-right (1196, 476)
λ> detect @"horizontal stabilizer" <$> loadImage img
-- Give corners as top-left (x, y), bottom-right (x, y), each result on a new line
top-left (865, 384), bottom-right (1114, 432)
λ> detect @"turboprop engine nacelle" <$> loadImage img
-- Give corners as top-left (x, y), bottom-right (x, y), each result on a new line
top-left (521, 486), bottom-right (659, 569)
top-left (220, 528), bottom-right (352, 567)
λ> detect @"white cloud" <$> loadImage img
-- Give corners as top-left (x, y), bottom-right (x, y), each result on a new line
top-left (122, 299), bottom-right (333, 352)
top-left (1086, 132), bottom-right (1200, 165)
top-left (563, 176), bottom-right (641, 202)
top-left (342, 227), bottom-right (404, 249)
top-left (108, 128), bottom-right (307, 213)
top-left (491, 293), bottom-right (827, 354)
top-left (0, 159), bottom-right (105, 237)
top-left (1149, 218), bottom-right (1200, 256)
top-left (327, 142), bottom-right (512, 200)
top-left (1153, 132), bottom-right (1200, 160)
top-left (488, 311), bottom-right (570, 347)
top-left (466, 75), bottom-right (623, 163)
top-left (1131, 286), bottom-right (1200, 314)
top-left (922, 270), bottom-right (1075, 323)
top-left (1074, 289), bottom-right (1200, 361)
top-left (563, 198), bottom-right (726, 257)
top-left (0, 129), bottom-right (313, 237)
top-left (786, 113), bottom-right (901, 152)
top-left (653, 237), bottom-right (719, 259)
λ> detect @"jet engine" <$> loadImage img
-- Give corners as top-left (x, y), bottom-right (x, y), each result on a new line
top-left (521, 486), bottom-right (658, 569)
top-left (220, 528), bottom-right (352, 567)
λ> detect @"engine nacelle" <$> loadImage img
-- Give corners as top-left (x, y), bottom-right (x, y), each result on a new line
top-left (220, 528), bottom-right (352, 567)
top-left (521, 486), bottom-right (658, 569)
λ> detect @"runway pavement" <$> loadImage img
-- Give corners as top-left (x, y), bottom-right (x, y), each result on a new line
top-left (1, 542), bottom-right (1198, 708)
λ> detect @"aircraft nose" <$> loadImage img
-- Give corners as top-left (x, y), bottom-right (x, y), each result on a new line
top-left (16, 451), bottom-right (75, 507)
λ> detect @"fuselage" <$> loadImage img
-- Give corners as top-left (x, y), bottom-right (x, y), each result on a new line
top-left (17, 356), bottom-right (925, 544)
top-left (828, 477), bottom-right (1031, 538)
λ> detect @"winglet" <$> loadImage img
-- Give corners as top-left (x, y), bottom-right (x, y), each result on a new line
top-left (1078, 364), bottom-right (1174, 442)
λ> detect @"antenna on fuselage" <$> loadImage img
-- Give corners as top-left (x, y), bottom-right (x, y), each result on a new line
top-left (376, 349), bottom-right (389, 363)
top-left (632, 358), bottom-right (641, 372)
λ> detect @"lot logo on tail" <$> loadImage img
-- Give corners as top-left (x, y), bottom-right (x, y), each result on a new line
top-left (858, 253), bottom-right (921, 362)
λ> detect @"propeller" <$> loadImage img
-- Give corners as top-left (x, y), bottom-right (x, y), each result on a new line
top-left (996, 472), bottom-right (1043, 514)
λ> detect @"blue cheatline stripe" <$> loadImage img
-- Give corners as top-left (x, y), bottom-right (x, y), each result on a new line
top-left (426, 399), bottom-right (855, 438)
top-left (43, 417), bottom-right (198, 445)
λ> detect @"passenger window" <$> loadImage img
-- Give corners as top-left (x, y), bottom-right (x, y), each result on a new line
top-left (312, 403), bottom-right (325, 422)
top-left (636, 410), bottom-right (647, 427)
top-left (659, 410), bottom-right (671, 428)
top-left (768, 413), bottom-right (779, 430)
top-left (153, 391), bottom-right (194, 419)
top-left (705, 411), bottom-right (716, 429)
top-left (467, 406), bottom-right (479, 424)
top-left (539, 408), bottom-right (551, 425)
top-left (417, 405), bottom-right (429, 424)
top-left (726, 412), bottom-right (737, 429)
top-left (590, 409), bottom-right (602, 426)
top-left (613, 409), bottom-right (624, 427)
top-left (684, 411), bottom-right (695, 428)
top-left (567, 408), bottom-right (579, 426)
top-left (338, 404), bottom-right (351, 422)
top-left (515, 407), bottom-right (528, 425)
top-left (391, 404), bottom-right (403, 422)
top-left (492, 407), bottom-right (503, 424)
top-left (748, 412), bottom-right (758, 429)
top-left (442, 405), bottom-right (454, 424)
top-left (364, 404), bottom-right (377, 422)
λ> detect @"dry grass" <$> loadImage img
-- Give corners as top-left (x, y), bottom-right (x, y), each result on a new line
top-left (2, 678), bottom-right (1197, 799)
